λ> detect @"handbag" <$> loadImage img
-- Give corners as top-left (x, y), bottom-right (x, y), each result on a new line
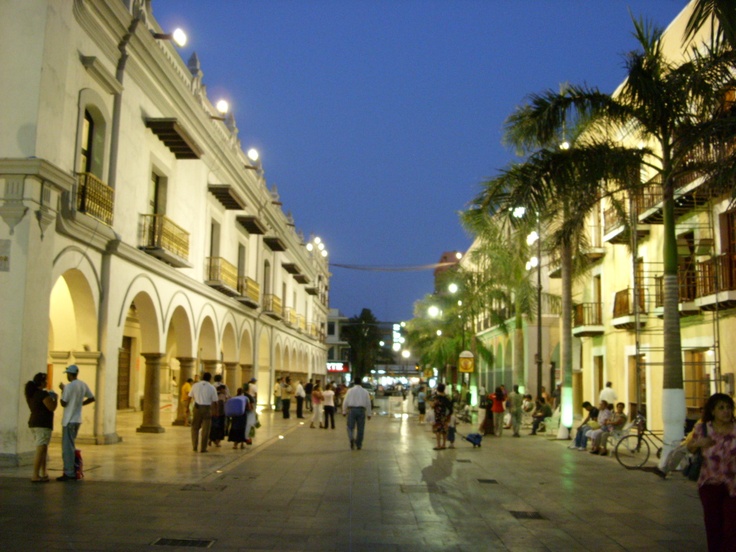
top-left (683, 423), bottom-right (707, 481)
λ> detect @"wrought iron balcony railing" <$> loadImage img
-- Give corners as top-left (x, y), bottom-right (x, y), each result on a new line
top-left (76, 172), bottom-right (114, 226)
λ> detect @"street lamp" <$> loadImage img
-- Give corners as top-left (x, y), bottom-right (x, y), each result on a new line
top-left (527, 225), bottom-right (543, 400)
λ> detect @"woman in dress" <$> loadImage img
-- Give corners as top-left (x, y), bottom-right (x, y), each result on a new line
top-left (432, 383), bottom-right (452, 450)
top-left (687, 393), bottom-right (736, 552)
top-left (322, 383), bottom-right (336, 429)
top-left (209, 384), bottom-right (227, 447)
top-left (310, 382), bottom-right (323, 428)
top-left (24, 372), bottom-right (57, 482)
top-left (227, 388), bottom-right (248, 449)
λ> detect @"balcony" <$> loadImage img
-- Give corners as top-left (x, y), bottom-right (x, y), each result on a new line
top-left (297, 314), bottom-right (306, 332)
top-left (138, 214), bottom-right (191, 268)
top-left (205, 257), bottom-right (239, 297)
top-left (696, 254), bottom-right (736, 311)
top-left (611, 288), bottom-right (647, 330)
top-left (572, 302), bottom-right (604, 337)
top-left (237, 276), bottom-right (260, 308)
top-left (76, 172), bottom-right (114, 226)
top-left (653, 272), bottom-right (700, 317)
top-left (263, 294), bottom-right (283, 319)
top-left (603, 203), bottom-right (649, 245)
top-left (282, 307), bottom-right (298, 327)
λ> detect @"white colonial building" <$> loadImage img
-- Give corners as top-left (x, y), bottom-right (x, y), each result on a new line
top-left (0, 0), bottom-right (329, 466)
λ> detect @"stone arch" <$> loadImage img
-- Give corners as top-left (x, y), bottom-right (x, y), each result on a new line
top-left (197, 315), bottom-right (218, 374)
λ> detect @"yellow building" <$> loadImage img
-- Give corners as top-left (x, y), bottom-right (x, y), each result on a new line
top-left (462, 1), bottom-right (734, 432)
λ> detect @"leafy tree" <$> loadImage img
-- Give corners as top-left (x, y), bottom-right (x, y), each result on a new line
top-left (340, 308), bottom-right (384, 382)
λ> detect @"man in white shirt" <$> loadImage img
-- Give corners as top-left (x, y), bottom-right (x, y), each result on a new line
top-left (342, 378), bottom-right (372, 450)
top-left (57, 365), bottom-right (95, 481)
top-left (189, 372), bottom-right (218, 453)
top-left (599, 382), bottom-right (618, 405)
top-left (295, 380), bottom-right (306, 419)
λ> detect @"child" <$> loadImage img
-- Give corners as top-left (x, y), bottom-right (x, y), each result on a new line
top-left (447, 410), bottom-right (458, 448)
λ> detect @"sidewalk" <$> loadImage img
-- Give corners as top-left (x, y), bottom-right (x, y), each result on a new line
top-left (0, 398), bottom-right (706, 551)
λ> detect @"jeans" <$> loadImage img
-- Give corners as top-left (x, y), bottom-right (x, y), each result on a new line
top-left (346, 407), bottom-right (366, 448)
top-left (574, 424), bottom-right (591, 448)
top-left (61, 423), bottom-right (81, 477)
top-left (323, 405), bottom-right (335, 429)
top-left (282, 398), bottom-right (291, 419)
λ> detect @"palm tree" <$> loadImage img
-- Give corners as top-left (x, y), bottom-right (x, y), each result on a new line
top-left (684, 0), bottom-right (736, 49)
top-left (461, 207), bottom-right (537, 393)
top-left (501, 16), bottom-right (736, 462)
top-left (471, 143), bottom-right (644, 432)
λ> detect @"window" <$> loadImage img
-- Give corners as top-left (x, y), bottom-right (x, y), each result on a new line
top-left (237, 244), bottom-right (246, 277)
top-left (79, 111), bottom-right (93, 173)
top-left (149, 171), bottom-right (167, 215)
top-left (328, 322), bottom-right (336, 335)
top-left (210, 220), bottom-right (220, 257)
top-left (76, 97), bottom-right (107, 180)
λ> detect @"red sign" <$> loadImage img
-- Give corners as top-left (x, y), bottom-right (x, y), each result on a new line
top-left (327, 362), bottom-right (349, 372)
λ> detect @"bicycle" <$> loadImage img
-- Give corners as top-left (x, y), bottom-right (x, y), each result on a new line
top-left (615, 413), bottom-right (664, 469)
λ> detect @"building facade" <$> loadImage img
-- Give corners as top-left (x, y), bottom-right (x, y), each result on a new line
top-left (461, 2), bottom-right (735, 429)
top-left (0, 0), bottom-right (329, 466)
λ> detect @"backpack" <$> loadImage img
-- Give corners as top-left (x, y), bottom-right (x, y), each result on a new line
top-left (224, 396), bottom-right (247, 417)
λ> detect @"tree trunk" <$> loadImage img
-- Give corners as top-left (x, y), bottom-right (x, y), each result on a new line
top-left (559, 240), bottom-right (574, 433)
top-left (660, 182), bottom-right (686, 468)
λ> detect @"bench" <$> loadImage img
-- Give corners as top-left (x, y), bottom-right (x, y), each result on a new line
top-left (603, 420), bottom-right (634, 452)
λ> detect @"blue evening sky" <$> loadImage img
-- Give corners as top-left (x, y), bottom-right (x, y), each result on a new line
top-left (152, 0), bottom-right (687, 323)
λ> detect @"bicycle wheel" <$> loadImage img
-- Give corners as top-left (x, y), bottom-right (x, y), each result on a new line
top-left (615, 434), bottom-right (651, 469)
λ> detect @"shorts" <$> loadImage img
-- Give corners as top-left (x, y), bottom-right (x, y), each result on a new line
top-left (418, 403), bottom-right (426, 415)
top-left (31, 427), bottom-right (52, 446)
top-left (447, 426), bottom-right (456, 442)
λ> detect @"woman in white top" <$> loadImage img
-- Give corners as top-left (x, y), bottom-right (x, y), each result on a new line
top-left (310, 382), bottom-right (323, 428)
top-left (322, 383), bottom-right (336, 429)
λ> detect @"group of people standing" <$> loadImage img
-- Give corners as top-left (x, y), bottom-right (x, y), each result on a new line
top-left (24, 365), bottom-right (95, 483)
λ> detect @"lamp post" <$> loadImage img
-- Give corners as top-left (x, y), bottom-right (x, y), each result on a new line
top-left (526, 225), bottom-right (543, 399)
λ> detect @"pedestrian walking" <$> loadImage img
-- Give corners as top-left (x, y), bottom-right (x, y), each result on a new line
top-left (305, 379), bottom-right (314, 412)
top-left (342, 378), bottom-right (372, 450)
top-left (24, 372), bottom-right (58, 482)
top-left (208, 384), bottom-right (227, 448)
top-left (57, 365), bottom-right (95, 481)
top-left (226, 389), bottom-right (250, 449)
top-left (687, 393), bottom-right (736, 552)
top-left (310, 382), bottom-right (323, 428)
top-left (431, 383), bottom-right (452, 450)
top-left (322, 383), bottom-right (336, 429)
top-left (599, 381), bottom-right (618, 405)
top-left (507, 384), bottom-right (523, 437)
top-left (417, 385), bottom-right (427, 424)
top-left (490, 386), bottom-right (506, 437)
top-left (189, 372), bottom-right (218, 453)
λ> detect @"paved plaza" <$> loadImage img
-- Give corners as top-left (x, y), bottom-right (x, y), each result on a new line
top-left (0, 399), bottom-right (706, 551)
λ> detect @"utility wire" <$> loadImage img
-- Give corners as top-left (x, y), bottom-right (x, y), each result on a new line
top-left (329, 262), bottom-right (457, 272)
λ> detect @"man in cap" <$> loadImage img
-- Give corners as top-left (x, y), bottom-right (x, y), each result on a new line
top-left (57, 365), bottom-right (95, 481)
top-left (246, 378), bottom-right (258, 402)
